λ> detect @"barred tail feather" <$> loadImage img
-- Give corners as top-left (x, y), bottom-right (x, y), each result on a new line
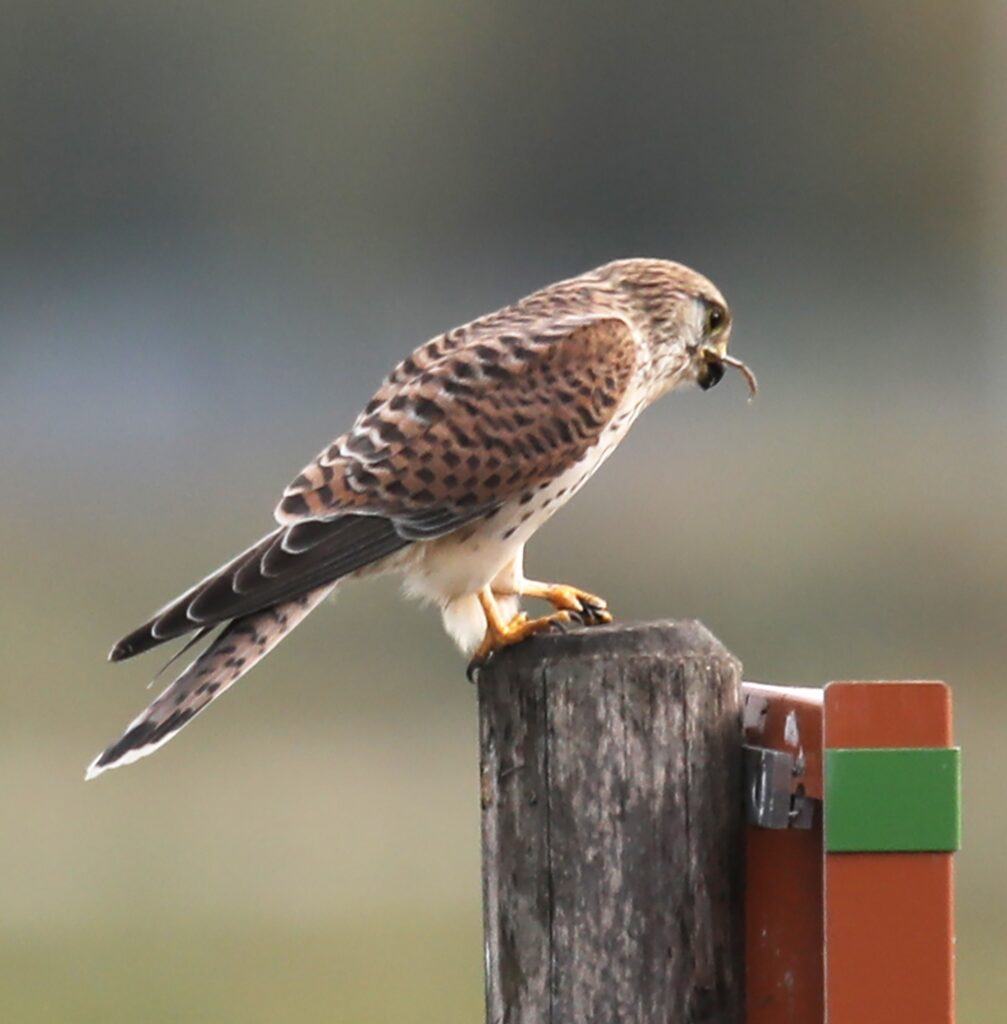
top-left (86, 583), bottom-right (336, 780)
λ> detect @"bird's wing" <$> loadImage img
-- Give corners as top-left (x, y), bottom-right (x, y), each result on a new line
top-left (110, 514), bottom-right (409, 660)
top-left (111, 314), bottom-right (638, 662)
top-left (276, 314), bottom-right (639, 533)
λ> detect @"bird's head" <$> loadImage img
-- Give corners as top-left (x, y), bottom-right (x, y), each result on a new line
top-left (690, 294), bottom-right (759, 398)
top-left (601, 258), bottom-right (758, 401)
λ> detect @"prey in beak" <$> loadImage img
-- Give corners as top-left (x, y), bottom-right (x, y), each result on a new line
top-left (699, 346), bottom-right (758, 399)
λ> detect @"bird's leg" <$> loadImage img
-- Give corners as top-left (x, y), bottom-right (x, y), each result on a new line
top-left (467, 586), bottom-right (572, 680)
top-left (519, 579), bottom-right (613, 626)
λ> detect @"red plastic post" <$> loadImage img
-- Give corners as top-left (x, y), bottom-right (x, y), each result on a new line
top-left (744, 684), bottom-right (825, 1023)
top-left (823, 681), bottom-right (955, 1024)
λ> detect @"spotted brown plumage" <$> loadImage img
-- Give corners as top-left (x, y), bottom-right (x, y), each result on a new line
top-left (277, 316), bottom-right (638, 528)
top-left (88, 258), bottom-right (756, 778)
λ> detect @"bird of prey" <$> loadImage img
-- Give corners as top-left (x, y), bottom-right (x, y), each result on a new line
top-left (87, 258), bottom-right (756, 779)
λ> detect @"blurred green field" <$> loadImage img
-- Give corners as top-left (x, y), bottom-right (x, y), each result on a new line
top-left (2, 921), bottom-right (483, 1024)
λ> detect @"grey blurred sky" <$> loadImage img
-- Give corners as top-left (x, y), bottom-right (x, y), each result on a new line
top-left (1, 2), bottom-right (1000, 452)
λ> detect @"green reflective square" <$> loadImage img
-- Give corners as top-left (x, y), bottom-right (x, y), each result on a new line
top-left (825, 748), bottom-right (961, 853)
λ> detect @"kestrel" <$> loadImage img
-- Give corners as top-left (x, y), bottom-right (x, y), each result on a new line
top-left (87, 258), bottom-right (756, 779)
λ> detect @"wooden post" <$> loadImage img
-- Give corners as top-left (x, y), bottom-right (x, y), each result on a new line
top-left (478, 620), bottom-right (745, 1024)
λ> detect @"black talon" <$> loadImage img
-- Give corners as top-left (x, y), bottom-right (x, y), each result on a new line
top-left (575, 597), bottom-right (611, 626)
top-left (466, 658), bottom-right (485, 683)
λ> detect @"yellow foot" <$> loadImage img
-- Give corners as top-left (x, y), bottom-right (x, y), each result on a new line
top-left (520, 581), bottom-right (614, 627)
top-left (467, 589), bottom-right (573, 681)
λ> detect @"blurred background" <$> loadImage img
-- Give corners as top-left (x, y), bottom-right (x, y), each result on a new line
top-left (2, 2), bottom-right (1004, 1020)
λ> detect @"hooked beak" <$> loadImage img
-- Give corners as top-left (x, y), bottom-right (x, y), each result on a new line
top-left (697, 355), bottom-right (725, 390)
top-left (699, 345), bottom-right (759, 399)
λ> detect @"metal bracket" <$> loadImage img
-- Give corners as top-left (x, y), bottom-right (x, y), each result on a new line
top-left (744, 744), bottom-right (817, 829)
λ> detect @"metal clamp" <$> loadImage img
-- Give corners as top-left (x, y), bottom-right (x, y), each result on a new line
top-left (744, 745), bottom-right (817, 829)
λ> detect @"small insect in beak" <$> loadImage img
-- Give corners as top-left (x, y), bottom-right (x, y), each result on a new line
top-left (700, 348), bottom-right (758, 400)
top-left (721, 353), bottom-right (759, 399)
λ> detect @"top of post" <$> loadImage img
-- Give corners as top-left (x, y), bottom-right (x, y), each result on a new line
top-left (481, 618), bottom-right (740, 675)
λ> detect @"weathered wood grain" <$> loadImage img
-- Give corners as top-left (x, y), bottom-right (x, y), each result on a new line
top-left (478, 620), bottom-right (744, 1024)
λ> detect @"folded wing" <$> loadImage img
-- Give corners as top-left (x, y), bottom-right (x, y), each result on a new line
top-left (110, 514), bottom-right (409, 661)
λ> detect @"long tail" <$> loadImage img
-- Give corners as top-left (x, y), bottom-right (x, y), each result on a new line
top-left (86, 583), bottom-right (336, 780)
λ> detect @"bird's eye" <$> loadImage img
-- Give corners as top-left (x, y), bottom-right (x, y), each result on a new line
top-left (706, 304), bottom-right (727, 336)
